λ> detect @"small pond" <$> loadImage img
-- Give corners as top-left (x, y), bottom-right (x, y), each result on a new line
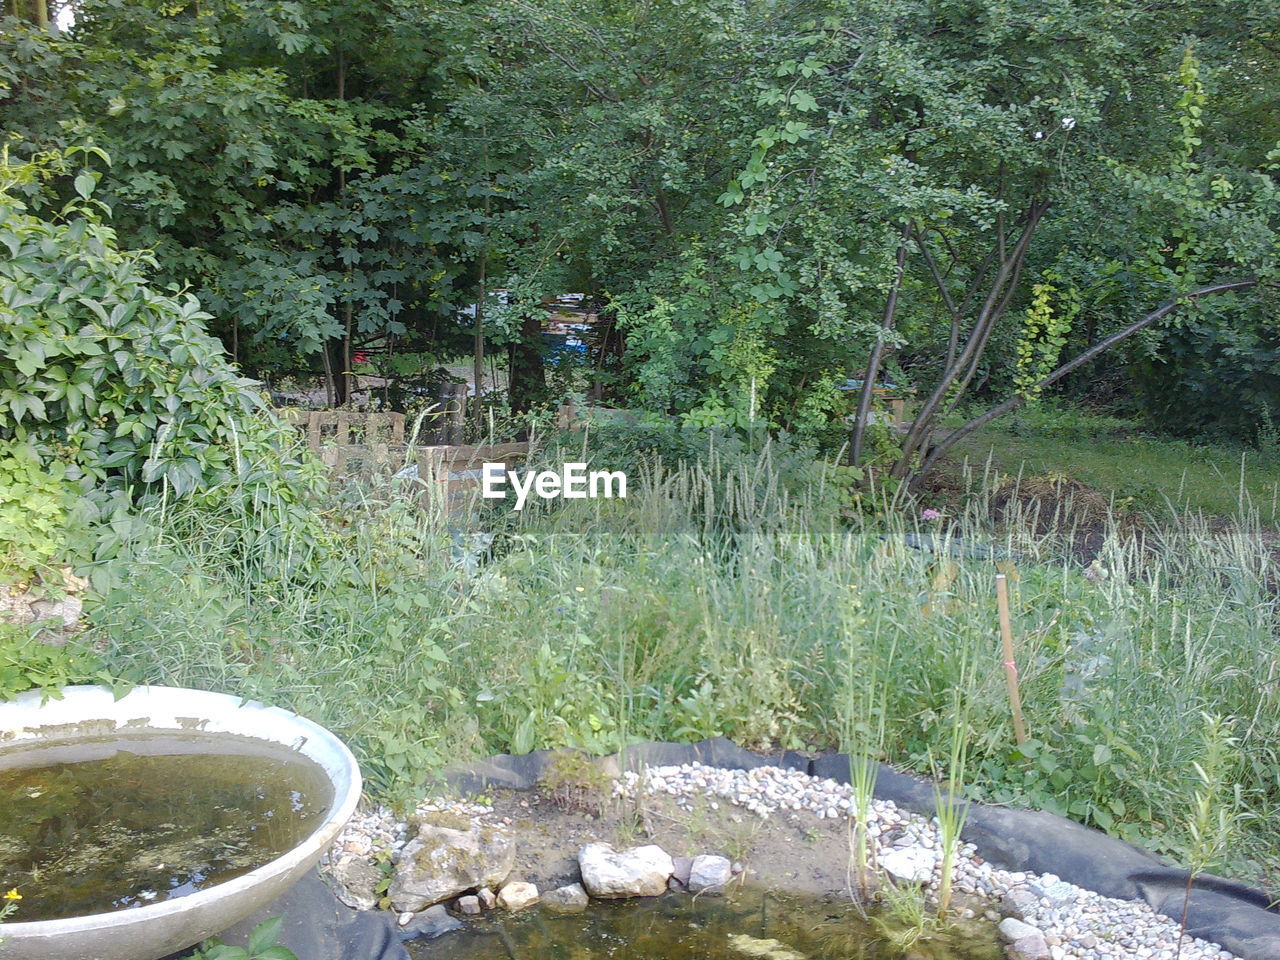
top-left (0, 730), bottom-right (332, 922)
top-left (410, 888), bottom-right (1003, 960)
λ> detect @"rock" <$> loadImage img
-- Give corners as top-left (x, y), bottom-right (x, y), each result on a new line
top-left (30, 594), bottom-right (82, 630)
top-left (578, 842), bottom-right (673, 898)
top-left (542, 882), bottom-right (589, 913)
top-left (395, 904), bottom-right (463, 942)
top-left (671, 856), bottom-right (694, 887)
top-left (456, 895), bottom-right (482, 915)
top-left (477, 887), bottom-right (497, 910)
top-left (1001, 886), bottom-right (1040, 920)
top-left (999, 918), bottom-right (1043, 943)
top-left (1007, 936), bottom-right (1051, 960)
top-left (497, 881), bottom-right (539, 912)
top-left (688, 855), bottom-right (732, 894)
top-left (1000, 918), bottom-right (1050, 960)
top-left (726, 934), bottom-right (806, 960)
top-left (328, 856), bottom-right (384, 911)
top-left (880, 847), bottom-right (933, 884)
top-left (388, 817), bottom-right (515, 912)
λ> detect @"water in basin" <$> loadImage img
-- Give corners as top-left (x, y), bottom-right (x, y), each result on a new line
top-left (0, 730), bottom-right (332, 922)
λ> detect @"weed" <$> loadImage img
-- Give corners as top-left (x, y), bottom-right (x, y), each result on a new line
top-left (871, 878), bottom-right (930, 950)
top-left (1176, 714), bottom-right (1253, 959)
top-left (539, 750), bottom-right (611, 817)
top-left (183, 917), bottom-right (298, 960)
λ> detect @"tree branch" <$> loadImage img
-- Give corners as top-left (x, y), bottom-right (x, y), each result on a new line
top-left (911, 279), bottom-right (1262, 483)
top-left (852, 222), bottom-right (912, 465)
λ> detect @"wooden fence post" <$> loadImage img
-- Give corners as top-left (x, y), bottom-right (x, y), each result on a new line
top-left (996, 573), bottom-right (1028, 746)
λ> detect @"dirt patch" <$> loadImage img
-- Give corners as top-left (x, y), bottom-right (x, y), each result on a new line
top-left (915, 461), bottom-right (1146, 565)
top-left (486, 785), bottom-right (872, 898)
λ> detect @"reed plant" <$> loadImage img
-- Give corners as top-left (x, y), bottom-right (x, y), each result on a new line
top-left (932, 672), bottom-right (973, 924)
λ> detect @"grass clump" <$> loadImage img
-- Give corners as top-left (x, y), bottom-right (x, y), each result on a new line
top-left (539, 750), bottom-right (611, 817)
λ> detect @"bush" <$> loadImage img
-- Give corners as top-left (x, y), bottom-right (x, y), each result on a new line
top-left (0, 149), bottom-right (320, 513)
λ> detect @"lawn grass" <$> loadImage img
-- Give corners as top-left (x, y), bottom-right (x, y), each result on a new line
top-left (948, 404), bottom-right (1280, 522)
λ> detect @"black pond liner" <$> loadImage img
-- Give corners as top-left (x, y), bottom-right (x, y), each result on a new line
top-left (195, 737), bottom-right (1280, 960)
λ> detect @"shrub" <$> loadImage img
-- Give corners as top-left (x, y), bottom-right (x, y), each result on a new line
top-left (0, 148), bottom-right (320, 514)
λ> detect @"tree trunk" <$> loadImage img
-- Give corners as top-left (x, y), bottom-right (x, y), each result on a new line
top-left (473, 170), bottom-right (490, 433)
top-left (321, 340), bottom-right (337, 408)
top-left (851, 223), bottom-right (911, 465)
top-left (508, 311), bottom-right (547, 418)
top-left (892, 199), bottom-right (1049, 479)
top-left (907, 278), bottom-right (1260, 486)
top-left (342, 297), bottom-right (354, 407)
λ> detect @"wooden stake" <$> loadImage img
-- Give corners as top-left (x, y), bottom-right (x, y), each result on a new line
top-left (996, 573), bottom-right (1028, 745)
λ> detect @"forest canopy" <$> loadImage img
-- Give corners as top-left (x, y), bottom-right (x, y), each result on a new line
top-left (3, 0), bottom-right (1279, 469)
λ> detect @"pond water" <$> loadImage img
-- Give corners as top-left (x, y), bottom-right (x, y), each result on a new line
top-left (0, 731), bottom-right (331, 922)
top-left (409, 888), bottom-right (1003, 960)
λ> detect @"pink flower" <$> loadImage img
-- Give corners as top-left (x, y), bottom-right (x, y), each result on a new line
top-left (921, 508), bottom-right (942, 521)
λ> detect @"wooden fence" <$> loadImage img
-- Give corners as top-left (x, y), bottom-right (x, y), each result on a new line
top-left (276, 409), bottom-right (528, 504)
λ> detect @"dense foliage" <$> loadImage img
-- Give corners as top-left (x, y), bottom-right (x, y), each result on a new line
top-left (4, 0), bottom-right (1280, 901)
top-left (0, 149), bottom-right (321, 580)
top-left (2, 0), bottom-right (1277, 448)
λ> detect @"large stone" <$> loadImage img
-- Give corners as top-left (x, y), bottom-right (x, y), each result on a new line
top-left (497, 881), bottom-right (539, 912)
top-left (578, 842), bottom-right (673, 898)
top-left (1006, 936), bottom-right (1051, 960)
top-left (999, 918), bottom-right (1050, 960)
top-left (1000, 887), bottom-right (1039, 920)
top-left (542, 883), bottom-right (589, 913)
top-left (328, 856), bottom-right (384, 911)
top-left (688, 855), bottom-right (732, 894)
top-left (30, 594), bottom-right (82, 630)
top-left (998, 918), bottom-right (1042, 942)
top-left (395, 904), bottom-right (463, 942)
top-left (670, 856), bottom-right (694, 887)
top-left (879, 847), bottom-right (934, 884)
top-left (388, 816), bottom-right (515, 912)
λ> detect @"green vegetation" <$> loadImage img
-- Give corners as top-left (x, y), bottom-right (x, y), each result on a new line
top-left (75, 436), bottom-right (1280, 891)
top-left (951, 404), bottom-right (1280, 521)
top-left (4, 0), bottom-right (1280, 926)
top-left (184, 918), bottom-right (298, 960)
top-left (0, 622), bottom-right (113, 700)
top-left (3, 1), bottom-right (1279, 471)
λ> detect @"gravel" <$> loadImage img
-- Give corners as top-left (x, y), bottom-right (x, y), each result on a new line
top-left (326, 762), bottom-right (1240, 960)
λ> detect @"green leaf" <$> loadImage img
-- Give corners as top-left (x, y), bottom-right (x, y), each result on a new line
top-left (790, 90), bottom-right (819, 112)
top-left (74, 173), bottom-right (95, 200)
top-left (248, 917), bottom-right (283, 955)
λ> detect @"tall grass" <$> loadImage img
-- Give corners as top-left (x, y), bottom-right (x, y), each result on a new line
top-left (89, 437), bottom-right (1280, 886)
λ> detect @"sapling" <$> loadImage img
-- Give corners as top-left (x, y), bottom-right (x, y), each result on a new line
top-left (1175, 713), bottom-right (1251, 960)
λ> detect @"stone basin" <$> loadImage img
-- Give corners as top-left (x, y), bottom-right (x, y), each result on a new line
top-left (0, 685), bottom-right (362, 960)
